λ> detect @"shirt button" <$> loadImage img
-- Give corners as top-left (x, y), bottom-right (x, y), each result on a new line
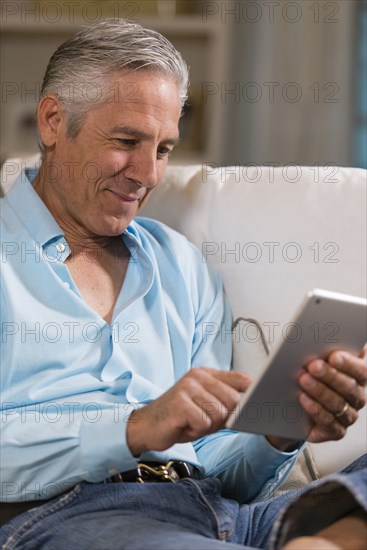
top-left (56, 243), bottom-right (65, 253)
top-left (63, 282), bottom-right (70, 289)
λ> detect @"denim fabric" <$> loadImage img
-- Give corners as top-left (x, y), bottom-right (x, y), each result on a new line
top-left (269, 454), bottom-right (367, 549)
top-left (1, 455), bottom-right (366, 550)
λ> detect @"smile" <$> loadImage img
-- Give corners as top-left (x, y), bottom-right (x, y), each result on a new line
top-left (107, 190), bottom-right (142, 203)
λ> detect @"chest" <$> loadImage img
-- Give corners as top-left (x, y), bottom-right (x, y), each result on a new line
top-left (2, 230), bottom-right (197, 396)
top-left (66, 252), bottom-right (129, 324)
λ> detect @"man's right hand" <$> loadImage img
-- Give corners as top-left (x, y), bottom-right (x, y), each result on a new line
top-left (126, 368), bottom-right (252, 456)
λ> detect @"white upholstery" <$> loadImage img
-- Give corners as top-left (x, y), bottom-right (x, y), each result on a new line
top-left (1, 157), bottom-right (366, 477)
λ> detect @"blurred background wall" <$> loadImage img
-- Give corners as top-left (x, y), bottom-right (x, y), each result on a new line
top-left (1, 0), bottom-right (366, 167)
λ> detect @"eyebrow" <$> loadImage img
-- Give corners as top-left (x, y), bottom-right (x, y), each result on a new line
top-left (110, 125), bottom-right (180, 147)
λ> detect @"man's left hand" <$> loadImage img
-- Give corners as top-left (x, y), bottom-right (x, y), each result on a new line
top-left (298, 348), bottom-right (367, 443)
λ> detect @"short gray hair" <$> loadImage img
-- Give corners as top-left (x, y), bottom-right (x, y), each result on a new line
top-left (39, 19), bottom-right (189, 147)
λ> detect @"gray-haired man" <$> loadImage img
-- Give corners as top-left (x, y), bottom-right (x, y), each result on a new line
top-left (1, 19), bottom-right (366, 550)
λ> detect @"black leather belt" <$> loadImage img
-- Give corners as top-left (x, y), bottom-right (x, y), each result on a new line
top-left (0, 499), bottom-right (50, 527)
top-left (0, 461), bottom-right (200, 527)
top-left (105, 460), bottom-right (200, 483)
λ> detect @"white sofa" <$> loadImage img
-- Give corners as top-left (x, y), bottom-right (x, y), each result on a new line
top-left (1, 158), bottom-right (366, 484)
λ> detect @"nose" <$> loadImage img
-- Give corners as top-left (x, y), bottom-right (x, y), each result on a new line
top-left (125, 152), bottom-right (159, 189)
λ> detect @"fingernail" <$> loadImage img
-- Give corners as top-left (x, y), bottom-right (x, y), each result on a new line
top-left (312, 361), bottom-right (325, 375)
top-left (300, 393), bottom-right (313, 407)
top-left (301, 373), bottom-right (316, 389)
top-left (332, 353), bottom-right (344, 367)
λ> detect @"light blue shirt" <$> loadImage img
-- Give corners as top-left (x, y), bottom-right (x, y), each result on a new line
top-left (0, 169), bottom-right (300, 503)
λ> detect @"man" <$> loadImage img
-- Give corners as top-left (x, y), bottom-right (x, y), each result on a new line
top-left (0, 19), bottom-right (366, 550)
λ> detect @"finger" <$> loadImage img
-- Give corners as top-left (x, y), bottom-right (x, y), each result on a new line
top-left (327, 351), bottom-right (367, 386)
top-left (298, 372), bottom-right (359, 427)
top-left (360, 344), bottom-right (367, 360)
top-left (299, 392), bottom-right (347, 442)
top-left (168, 391), bottom-right (218, 438)
top-left (200, 368), bottom-right (252, 392)
top-left (191, 368), bottom-right (244, 407)
top-left (175, 391), bottom-right (229, 441)
top-left (178, 372), bottom-right (241, 422)
top-left (182, 370), bottom-right (242, 419)
top-left (180, 392), bottom-right (215, 433)
top-left (191, 387), bottom-right (232, 426)
top-left (304, 360), bottom-right (366, 410)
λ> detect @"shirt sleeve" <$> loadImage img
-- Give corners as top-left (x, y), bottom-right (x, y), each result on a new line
top-left (1, 400), bottom-right (139, 501)
top-left (194, 430), bottom-right (304, 503)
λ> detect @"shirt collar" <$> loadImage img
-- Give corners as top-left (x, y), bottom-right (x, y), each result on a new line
top-left (6, 167), bottom-right (64, 247)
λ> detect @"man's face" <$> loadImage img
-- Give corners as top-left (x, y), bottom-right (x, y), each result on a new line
top-left (44, 71), bottom-right (181, 236)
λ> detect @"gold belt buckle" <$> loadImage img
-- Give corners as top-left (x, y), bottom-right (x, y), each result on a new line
top-left (136, 461), bottom-right (179, 483)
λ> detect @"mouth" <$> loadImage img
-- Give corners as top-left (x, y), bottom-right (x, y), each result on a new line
top-left (107, 190), bottom-right (143, 203)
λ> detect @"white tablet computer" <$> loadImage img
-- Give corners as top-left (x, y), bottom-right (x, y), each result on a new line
top-left (226, 289), bottom-right (367, 440)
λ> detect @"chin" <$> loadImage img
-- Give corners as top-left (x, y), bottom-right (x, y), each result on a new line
top-left (94, 218), bottom-right (131, 237)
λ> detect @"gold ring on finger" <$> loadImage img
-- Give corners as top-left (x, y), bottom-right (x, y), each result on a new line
top-left (335, 401), bottom-right (349, 419)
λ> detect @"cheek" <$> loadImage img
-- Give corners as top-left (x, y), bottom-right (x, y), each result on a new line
top-left (79, 158), bottom-right (122, 191)
top-left (100, 151), bottom-right (129, 173)
top-left (153, 161), bottom-right (168, 186)
top-left (66, 147), bottom-right (127, 183)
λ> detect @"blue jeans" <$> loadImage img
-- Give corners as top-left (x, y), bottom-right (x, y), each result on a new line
top-left (1, 455), bottom-right (366, 550)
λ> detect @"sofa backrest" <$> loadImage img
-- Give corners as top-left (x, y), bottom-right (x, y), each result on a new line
top-left (142, 164), bottom-right (366, 336)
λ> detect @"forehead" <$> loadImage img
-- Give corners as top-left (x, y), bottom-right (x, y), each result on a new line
top-left (87, 71), bottom-right (181, 136)
top-left (107, 70), bottom-right (180, 104)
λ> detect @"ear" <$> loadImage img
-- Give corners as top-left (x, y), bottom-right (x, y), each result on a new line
top-left (37, 95), bottom-right (65, 148)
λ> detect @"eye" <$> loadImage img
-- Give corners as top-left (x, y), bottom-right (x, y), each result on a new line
top-left (157, 146), bottom-right (172, 159)
top-left (114, 138), bottom-right (137, 147)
